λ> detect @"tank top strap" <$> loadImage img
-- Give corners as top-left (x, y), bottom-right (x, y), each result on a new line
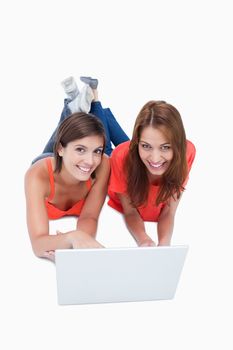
top-left (45, 158), bottom-right (55, 201)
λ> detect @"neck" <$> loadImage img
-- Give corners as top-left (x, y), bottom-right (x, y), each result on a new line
top-left (56, 167), bottom-right (82, 187)
top-left (148, 173), bottom-right (162, 186)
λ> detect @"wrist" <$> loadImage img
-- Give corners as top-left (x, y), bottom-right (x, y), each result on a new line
top-left (134, 233), bottom-right (147, 245)
top-left (158, 238), bottom-right (171, 246)
top-left (66, 230), bottom-right (79, 247)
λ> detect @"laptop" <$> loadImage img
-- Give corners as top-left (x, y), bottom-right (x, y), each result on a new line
top-left (55, 245), bottom-right (188, 305)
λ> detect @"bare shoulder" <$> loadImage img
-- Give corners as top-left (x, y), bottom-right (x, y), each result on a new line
top-left (24, 158), bottom-right (51, 195)
top-left (101, 153), bottom-right (110, 168)
top-left (88, 155), bottom-right (110, 190)
top-left (95, 154), bottom-right (110, 178)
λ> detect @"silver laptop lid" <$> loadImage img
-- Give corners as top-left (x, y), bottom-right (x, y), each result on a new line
top-left (55, 246), bottom-right (188, 305)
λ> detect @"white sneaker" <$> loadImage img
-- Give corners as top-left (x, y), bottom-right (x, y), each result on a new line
top-left (68, 94), bottom-right (82, 113)
top-left (79, 84), bottom-right (94, 113)
top-left (61, 76), bottom-right (79, 99)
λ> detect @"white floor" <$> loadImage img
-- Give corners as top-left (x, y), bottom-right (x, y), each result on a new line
top-left (1, 1), bottom-right (232, 349)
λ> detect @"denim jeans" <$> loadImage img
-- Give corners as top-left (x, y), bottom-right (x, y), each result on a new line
top-left (32, 100), bottom-right (129, 164)
top-left (90, 101), bottom-right (129, 155)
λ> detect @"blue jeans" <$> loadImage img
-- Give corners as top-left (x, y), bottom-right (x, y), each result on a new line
top-left (32, 100), bottom-right (129, 164)
top-left (91, 102), bottom-right (129, 155)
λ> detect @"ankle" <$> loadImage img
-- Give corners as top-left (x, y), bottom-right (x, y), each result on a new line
top-left (92, 89), bottom-right (99, 101)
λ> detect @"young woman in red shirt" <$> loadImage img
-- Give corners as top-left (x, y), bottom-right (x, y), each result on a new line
top-left (108, 100), bottom-right (196, 247)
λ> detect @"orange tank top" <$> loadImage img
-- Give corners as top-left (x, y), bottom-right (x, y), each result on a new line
top-left (45, 158), bottom-right (92, 220)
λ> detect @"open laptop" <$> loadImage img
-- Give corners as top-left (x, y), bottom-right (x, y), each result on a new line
top-left (55, 245), bottom-right (188, 305)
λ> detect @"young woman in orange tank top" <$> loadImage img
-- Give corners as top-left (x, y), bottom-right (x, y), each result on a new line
top-left (25, 76), bottom-right (129, 261)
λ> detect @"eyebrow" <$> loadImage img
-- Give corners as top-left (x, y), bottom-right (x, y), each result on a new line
top-left (140, 140), bottom-right (171, 146)
top-left (74, 144), bottom-right (104, 149)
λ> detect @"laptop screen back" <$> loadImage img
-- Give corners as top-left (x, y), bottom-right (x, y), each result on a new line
top-left (55, 246), bottom-right (188, 305)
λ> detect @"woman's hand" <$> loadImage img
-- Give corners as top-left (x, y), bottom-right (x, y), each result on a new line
top-left (43, 250), bottom-right (55, 262)
top-left (58, 230), bottom-right (104, 249)
top-left (138, 237), bottom-right (156, 247)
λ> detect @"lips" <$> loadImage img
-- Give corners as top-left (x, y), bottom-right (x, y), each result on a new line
top-left (76, 165), bottom-right (92, 173)
top-left (148, 161), bottom-right (166, 169)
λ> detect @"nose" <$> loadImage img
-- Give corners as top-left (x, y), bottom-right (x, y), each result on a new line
top-left (150, 149), bottom-right (163, 163)
top-left (83, 151), bottom-right (95, 166)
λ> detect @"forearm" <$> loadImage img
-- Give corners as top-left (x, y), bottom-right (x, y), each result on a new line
top-left (124, 213), bottom-right (150, 245)
top-left (76, 217), bottom-right (98, 237)
top-left (31, 233), bottom-right (72, 258)
top-left (157, 214), bottom-right (175, 246)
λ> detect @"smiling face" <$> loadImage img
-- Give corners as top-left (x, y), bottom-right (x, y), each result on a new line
top-left (58, 134), bottom-right (104, 182)
top-left (138, 125), bottom-right (173, 181)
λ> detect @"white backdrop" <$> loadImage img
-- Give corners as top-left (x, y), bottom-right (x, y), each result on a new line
top-left (1, 1), bottom-right (232, 349)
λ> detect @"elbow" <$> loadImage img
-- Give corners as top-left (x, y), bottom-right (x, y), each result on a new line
top-left (124, 211), bottom-right (138, 222)
top-left (31, 238), bottom-right (46, 259)
top-left (32, 245), bottom-right (44, 259)
top-left (158, 209), bottom-right (176, 222)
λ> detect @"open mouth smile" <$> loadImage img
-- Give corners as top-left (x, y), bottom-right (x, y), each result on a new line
top-left (76, 165), bottom-right (92, 173)
top-left (148, 161), bottom-right (166, 169)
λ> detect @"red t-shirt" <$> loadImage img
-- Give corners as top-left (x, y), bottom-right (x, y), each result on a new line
top-left (108, 140), bottom-right (196, 222)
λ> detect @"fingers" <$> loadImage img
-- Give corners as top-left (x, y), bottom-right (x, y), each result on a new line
top-left (72, 238), bottom-right (105, 249)
top-left (43, 251), bottom-right (55, 262)
top-left (73, 242), bottom-right (105, 249)
top-left (139, 239), bottom-right (156, 247)
top-left (69, 230), bottom-right (105, 249)
top-left (44, 250), bottom-right (55, 256)
top-left (95, 241), bottom-right (105, 249)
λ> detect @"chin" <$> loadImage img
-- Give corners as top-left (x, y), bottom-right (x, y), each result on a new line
top-left (149, 170), bottom-right (166, 177)
top-left (147, 163), bottom-right (170, 176)
top-left (77, 173), bottom-right (92, 180)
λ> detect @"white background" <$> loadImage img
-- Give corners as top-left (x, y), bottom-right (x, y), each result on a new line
top-left (1, 1), bottom-right (232, 349)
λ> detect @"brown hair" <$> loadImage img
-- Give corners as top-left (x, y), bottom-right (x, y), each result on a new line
top-left (124, 101), bottom-right (188, 206)
top-left (53, 112), bottom-right (106, 173)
